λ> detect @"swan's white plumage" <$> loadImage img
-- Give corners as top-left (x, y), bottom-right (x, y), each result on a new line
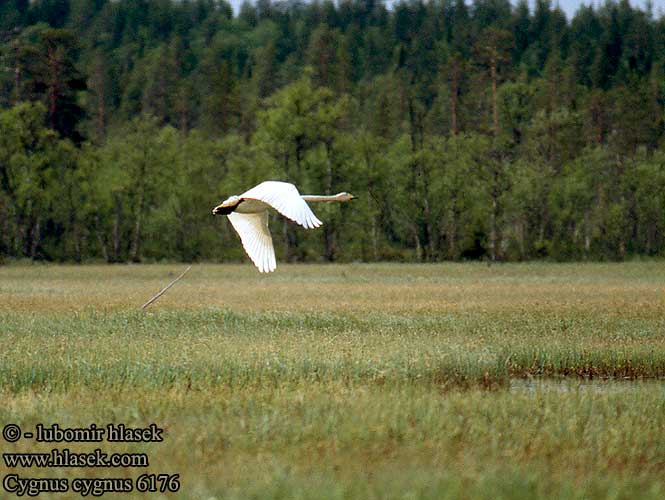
top-left (227, 211), bottom-right (277, 273)
top-left (240, 181), bottom-right (322, 229)
top-left (225, 182), bottom-right (319, 273)
top-left (214, 181), bottom-right (354, 273)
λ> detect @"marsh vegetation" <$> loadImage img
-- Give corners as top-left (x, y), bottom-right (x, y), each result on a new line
top-left (1, 263), bottom-right (664, 498)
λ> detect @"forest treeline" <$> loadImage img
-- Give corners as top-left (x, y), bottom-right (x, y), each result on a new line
top-left (1, 0), bottom-right (665, 264)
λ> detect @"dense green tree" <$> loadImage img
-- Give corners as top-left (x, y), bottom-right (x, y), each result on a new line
top-left (8, 25), bottom-right (87, 141)
top-left (92, 116), bottom-right (178, 262)
top-left (255, 72), bottom-right (350, 260)
top-left (0, 102), bottom-right (77, 259)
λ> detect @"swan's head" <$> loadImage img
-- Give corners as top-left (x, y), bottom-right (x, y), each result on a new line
top-left (212, 195), bottom-right (242, 215)
top-left (336, 192), bottom-right (357, 203)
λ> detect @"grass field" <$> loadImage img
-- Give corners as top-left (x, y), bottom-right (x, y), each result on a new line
top-left (1, 263), bottom-right (664, 499)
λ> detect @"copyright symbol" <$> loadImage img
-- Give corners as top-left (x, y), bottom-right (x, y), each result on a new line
top-left (3, 424), bottom-right (21, 442)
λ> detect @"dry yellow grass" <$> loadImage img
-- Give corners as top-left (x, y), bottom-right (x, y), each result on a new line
top-left (1, 262), bottom-right (664, 314)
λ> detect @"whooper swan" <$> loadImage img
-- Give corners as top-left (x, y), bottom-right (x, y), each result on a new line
top-left (212, 181), bottom-right (356, 272)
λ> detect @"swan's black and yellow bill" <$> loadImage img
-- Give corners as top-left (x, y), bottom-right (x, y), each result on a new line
top-left (213, 196), bottom-right (245, 216)
top-left (212, 202), bottom-right (238, 216)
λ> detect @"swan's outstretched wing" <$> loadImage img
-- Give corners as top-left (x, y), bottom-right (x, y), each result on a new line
top-left (240, 181), bottom-right (322, 229)
top-left (227, 211), bottom-right (277, 273)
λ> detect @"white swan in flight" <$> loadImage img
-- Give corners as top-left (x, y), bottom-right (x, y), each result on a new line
top-left (212, 181), bottom-right (356, 272)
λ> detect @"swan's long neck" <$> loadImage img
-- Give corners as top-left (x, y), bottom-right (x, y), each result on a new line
top-left (301, 193), bottom-right (344, 202)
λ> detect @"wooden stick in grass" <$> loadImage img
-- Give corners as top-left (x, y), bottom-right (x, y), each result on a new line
top-left (140, 265), bottom-right (192, 310)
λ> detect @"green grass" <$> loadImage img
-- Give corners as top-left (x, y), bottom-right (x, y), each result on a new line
top-left (1, 263), bottom-right (664, 498)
